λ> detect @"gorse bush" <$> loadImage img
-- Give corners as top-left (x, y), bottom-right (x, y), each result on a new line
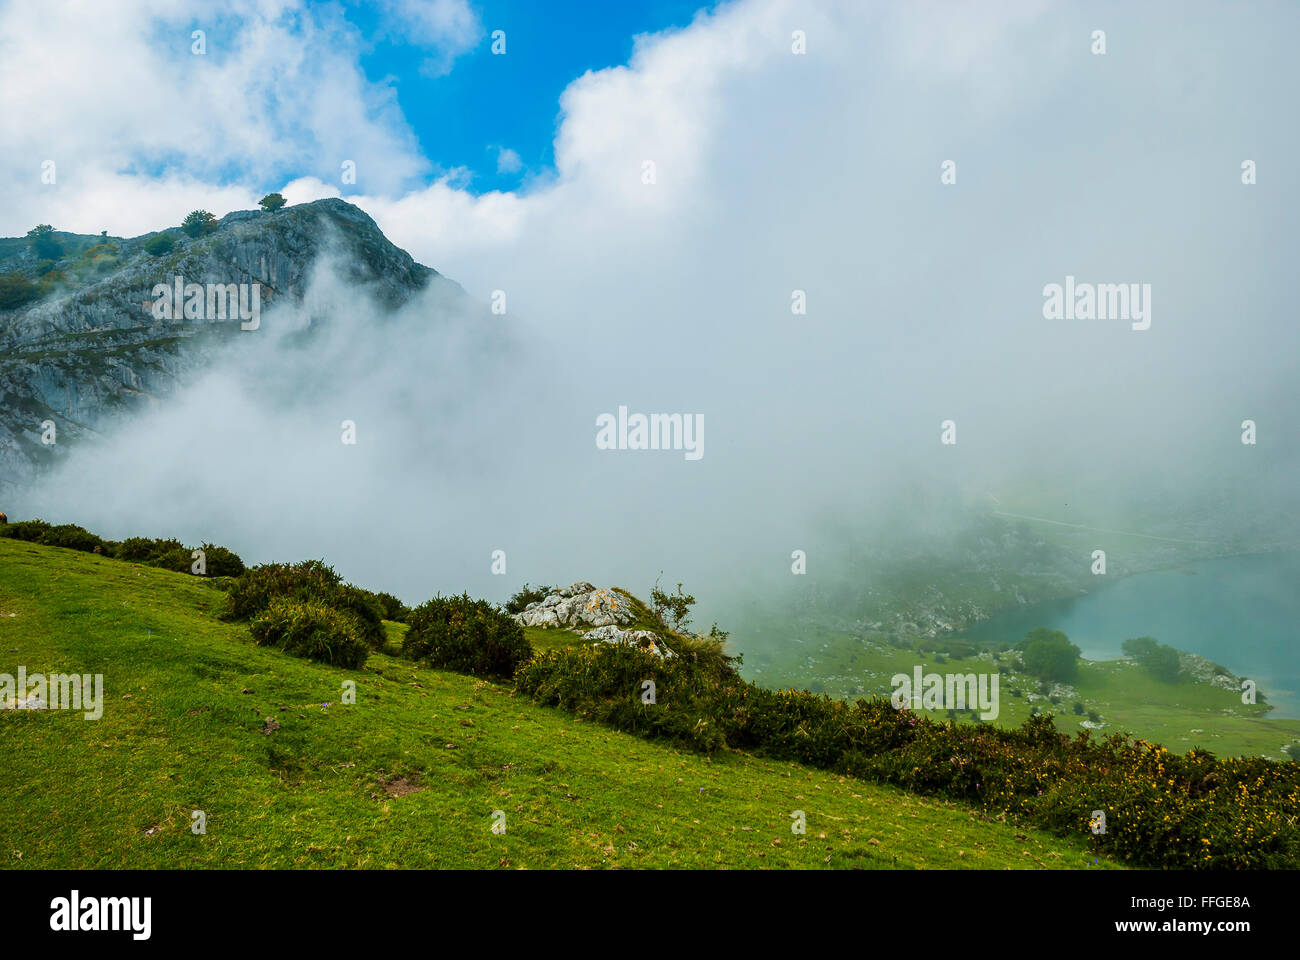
top-left (42, 524), bottom-right (105, 553)
top-left (515, 642), bottom-right (1300, 869)
top-left (339, 585), bottom-right (407, 625)
top-left (1, 520), bottom-right (104, 554)
top-left (664, 621), bottom-right (738, 674)
top-left (505, 582), bottom-right (554, 614)
top-left (404, 593), bottom-right (531, 679)
top-left (145, 542), bottom-right (244, 577)
top-left (368, 591), bottom-right (409, 622)
top-left (0, 273), bottom-right (40, 309)
top-left (1, 522), bottom-right (245, 577)
top-left (249, 597), bottom-right (368, 669)
top-left (194, 542), bottom-right (246, 577)
top-left (150, 547), bottom-right (198, 574)
top-left (80, 242), bottom-right (118, 261)
top-left (1, 519), bottom-right (53, 542)
top-left (224, 560), bottom-right (340, 620)
top-left (332, 585), bottom-right (388, 650)
top-left (116, 536), bottom-right (184, 562)
top-left (224, 560), bottom-right (386, 651)
top-left (516, 643), bottom-right (731, 752)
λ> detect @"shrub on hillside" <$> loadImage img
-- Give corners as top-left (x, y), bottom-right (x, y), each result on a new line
top-left (143, 232), bottom-right (175, 256)
top-left (505, 582), bottom-right (554, 614)
top-left (26, 224), bottom-right (62, 260)
top-left (250, 597), bottom-right (368, 669)
top-left (332, 585), bottom-right (388, 650)
top-left (109, 535), bottom-right (243, 576)
top-left (650, 577), bottom-right (695, 632)
top-left (335, 583), bottom-right (408, 625)
top-left (0, 273), bottom-right (40, 309)
top-left (515, 641), bottom-right (1300, 869)
top-left (151, 546), bottom-right (198, 574)
top-left (181, 210), bottom-right (217, 238)
top-left (654, 618), bottom-right (736, 676)
top-left (80, 243), bottom-right (118, 260)
top-left (514, 642), bottom-right (730, 752)
top-left (0, 519), bottom-right (52, 542)
top-left (367, 590), bottom-right (408, 622)
top-left (194, 542), bottom-right (245, 577)
top-left (224, 560), bottom-right (385, 649)
top-left (0, 519), bottom-right (105, 553)
top-left (116, 536), bottom-right (184, 562)
top-left (41, 524), bottom-right (104, 553)
top-left (404, 593), bottom-right (531, 678)
top-left (224, 560), bottom-right (342, 620)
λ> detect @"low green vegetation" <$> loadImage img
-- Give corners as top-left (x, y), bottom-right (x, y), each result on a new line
top-left (143, 232), bottom-right (175, 256)
top-left (223, 560), bottom-right (387, 655)
top-left (4, 521), bottom-right (1296, 869)
top-left (1018, 628), bottom-right (1081, 683)
top-left (0, 536), bottom-right (1109, 870)
top-left (250, 597), bottom-right (369, 669)
top-left (404, 593), bottom-right (531, 679)
top-left (504, 582), bottom-right (553, 614)
top-left (1, 519), bottom-right (244, 577)
top-left (181, 209), bottom-right (217, 238)
top-left (741, 615), bottom-right (1300, 761)
top-left (0, 273), bottom-right (40, 309)
top-left (26, 224), bottom-right (62, 261)
top-left (517, 635), bottom-right (1299, 868)
top-left (1123, 636), bottom-right (1181, 682)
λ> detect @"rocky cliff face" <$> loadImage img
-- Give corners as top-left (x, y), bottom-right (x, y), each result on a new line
top-left (0, 199), bottom-right (458, 497)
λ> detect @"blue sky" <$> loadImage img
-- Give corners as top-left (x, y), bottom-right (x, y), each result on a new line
top-left (351, 0), bottom-right (715, 194)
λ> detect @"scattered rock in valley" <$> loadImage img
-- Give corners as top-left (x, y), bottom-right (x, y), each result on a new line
top-left (1178, 651), bottom-right (1243, 693)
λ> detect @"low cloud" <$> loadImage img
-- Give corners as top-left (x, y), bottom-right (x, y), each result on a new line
top-left (11, 0), bottom-right (1300, 634)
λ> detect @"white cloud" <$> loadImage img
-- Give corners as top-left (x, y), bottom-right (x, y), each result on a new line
top-left (495, 147), bottom-right (523, 175)
top-left (10, 0), bottom-right (1300, 617)
top-left (378, 0), bottom-right (482, 77)
top-left (0, 0), bottom-right (429, 233)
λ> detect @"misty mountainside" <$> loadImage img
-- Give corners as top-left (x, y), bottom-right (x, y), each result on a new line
top-left (0, 199), bottom-right (460, 496)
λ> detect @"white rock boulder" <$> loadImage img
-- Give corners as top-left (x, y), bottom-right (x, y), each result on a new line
top-left (583, 625), bottom-right (675, 658)
top-left (514, 582), bottom-right (638, 630)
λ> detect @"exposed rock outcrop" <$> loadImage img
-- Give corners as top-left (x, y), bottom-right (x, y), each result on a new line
top-left (513, 582), bottom-right (637, 629)
top-left (512, 582), bottom-right (675, 657)
top-left (0, 199), bottom-right (462, 497)
top-left (583, 625), bottom-right (675, 658)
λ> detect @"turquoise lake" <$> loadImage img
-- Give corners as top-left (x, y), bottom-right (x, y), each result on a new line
top-left (959, 551), bottom-right (1300, 718)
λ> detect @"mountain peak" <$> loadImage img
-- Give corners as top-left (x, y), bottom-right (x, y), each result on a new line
top-left (0, 199), bottom-right (457, 494)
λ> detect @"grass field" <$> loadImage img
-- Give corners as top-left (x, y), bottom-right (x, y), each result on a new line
top-left (0, 537), bottom-right (1120, 869)
top-left (743, 619), bottom-right (1300, 761)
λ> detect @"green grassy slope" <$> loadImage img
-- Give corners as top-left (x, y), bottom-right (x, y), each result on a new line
top-left (0, 538), bottom-right (1119, 869)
